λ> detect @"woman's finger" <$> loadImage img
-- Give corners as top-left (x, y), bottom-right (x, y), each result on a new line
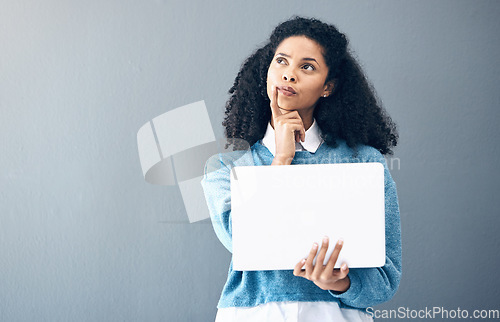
top-left (278, 110), bottom-right (303, 121)
top-left (304, 242), bottom-right (318, 276)
top-left (293, 259), bottom-right (306, 277)
top-left (280, 123), bottom-right (306, 137)
top-left (311, 236), bottom-right (328, 281)
top-left (274, 109), bottom-right (306, 142)
top-left (281, 118), bottom-right (305, 143)
top-left (280, 111), bottom-right (305, 142)
top-left (337, 263), bottom-right (349, 279)
top-left (325, 239), bottom-right (344, 272)
top-left (270, 86), bottom-right (282, 118)
top-left (314, 237), bottom-right (329, 268)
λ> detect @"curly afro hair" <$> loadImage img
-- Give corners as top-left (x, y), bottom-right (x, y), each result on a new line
top-left (222, 15), bottom-right (398, 155)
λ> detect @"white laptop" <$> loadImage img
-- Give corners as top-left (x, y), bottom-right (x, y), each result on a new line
top-left (230, 163), bottom-right (385, 271)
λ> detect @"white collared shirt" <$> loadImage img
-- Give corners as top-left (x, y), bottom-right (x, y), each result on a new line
top-left (261, 118), bottom-right (324, 156)
top-left (215, 118), bottom-right (373, 321)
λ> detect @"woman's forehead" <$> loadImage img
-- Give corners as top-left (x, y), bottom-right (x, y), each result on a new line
top-left (275, 36), bottom-right (325, 60)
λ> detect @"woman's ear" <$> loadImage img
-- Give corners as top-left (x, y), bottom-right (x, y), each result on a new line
top-left (323, 80), bottom-right (335, 97)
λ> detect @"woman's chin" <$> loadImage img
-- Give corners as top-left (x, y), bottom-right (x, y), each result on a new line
top-left (276, 101), bottom-right (297, 111)
top-left (279, 104), bottom-right (303, 112)
top-left (278, 106), bottom-right (296, 113)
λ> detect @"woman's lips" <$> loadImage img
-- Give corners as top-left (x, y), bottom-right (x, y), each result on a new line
top-left (278, 87), bottom-right (297, 96)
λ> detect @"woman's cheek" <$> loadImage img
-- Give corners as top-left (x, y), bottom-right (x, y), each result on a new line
top-left (266, 77), bottom-right (273, 99)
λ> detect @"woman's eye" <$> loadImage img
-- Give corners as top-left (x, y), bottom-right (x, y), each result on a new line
top-left (303, 64), bottom-right (315, 71)
top-left (275, 58), bottom-right (314, 71)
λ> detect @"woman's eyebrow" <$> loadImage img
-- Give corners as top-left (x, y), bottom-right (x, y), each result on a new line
top-left (276, 53), bottom-right (320, 66)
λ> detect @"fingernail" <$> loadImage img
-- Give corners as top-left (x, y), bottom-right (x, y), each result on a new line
top-left (342, 264), bottom-right (347, 271)
top-left (323, 236), bottom-right (329, 243)
top-left (313, 243), bottom-right (318, 249)
top-left (301, 259), bottom-right (306, 264)
top-left (338, 239), bottom-right (344, 246)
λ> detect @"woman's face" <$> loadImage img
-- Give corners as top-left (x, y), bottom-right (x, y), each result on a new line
top-left (266, 35), bottom-right (333, 113)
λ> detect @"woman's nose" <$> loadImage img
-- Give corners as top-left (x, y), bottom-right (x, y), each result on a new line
top-left (282, 71), bottom-right (296, 82)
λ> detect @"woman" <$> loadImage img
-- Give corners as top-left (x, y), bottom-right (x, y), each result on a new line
top-left (202, 15), bottom-right (401, 321)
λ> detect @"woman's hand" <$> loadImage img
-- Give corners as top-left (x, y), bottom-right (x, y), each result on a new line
top-left (293, 237), bottom-right (351, 292)
top-left (270, 86), bottom-right (305, 165)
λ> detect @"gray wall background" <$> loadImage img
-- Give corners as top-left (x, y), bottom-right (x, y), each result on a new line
top-left (1, 0), bottom-right (499, 321)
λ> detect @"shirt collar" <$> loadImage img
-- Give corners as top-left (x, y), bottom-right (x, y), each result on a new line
top-left (261, 118), bottom-right (324, 156)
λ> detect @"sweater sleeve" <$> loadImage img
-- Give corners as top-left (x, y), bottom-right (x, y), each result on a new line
top-left (328, 154), bottom-right (402, 308)
top-left (200, 153), bottom-right (234, 253)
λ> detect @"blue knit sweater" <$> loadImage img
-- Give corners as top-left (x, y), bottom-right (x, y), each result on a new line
top-left (201, 139), bottom-right (402, 311)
